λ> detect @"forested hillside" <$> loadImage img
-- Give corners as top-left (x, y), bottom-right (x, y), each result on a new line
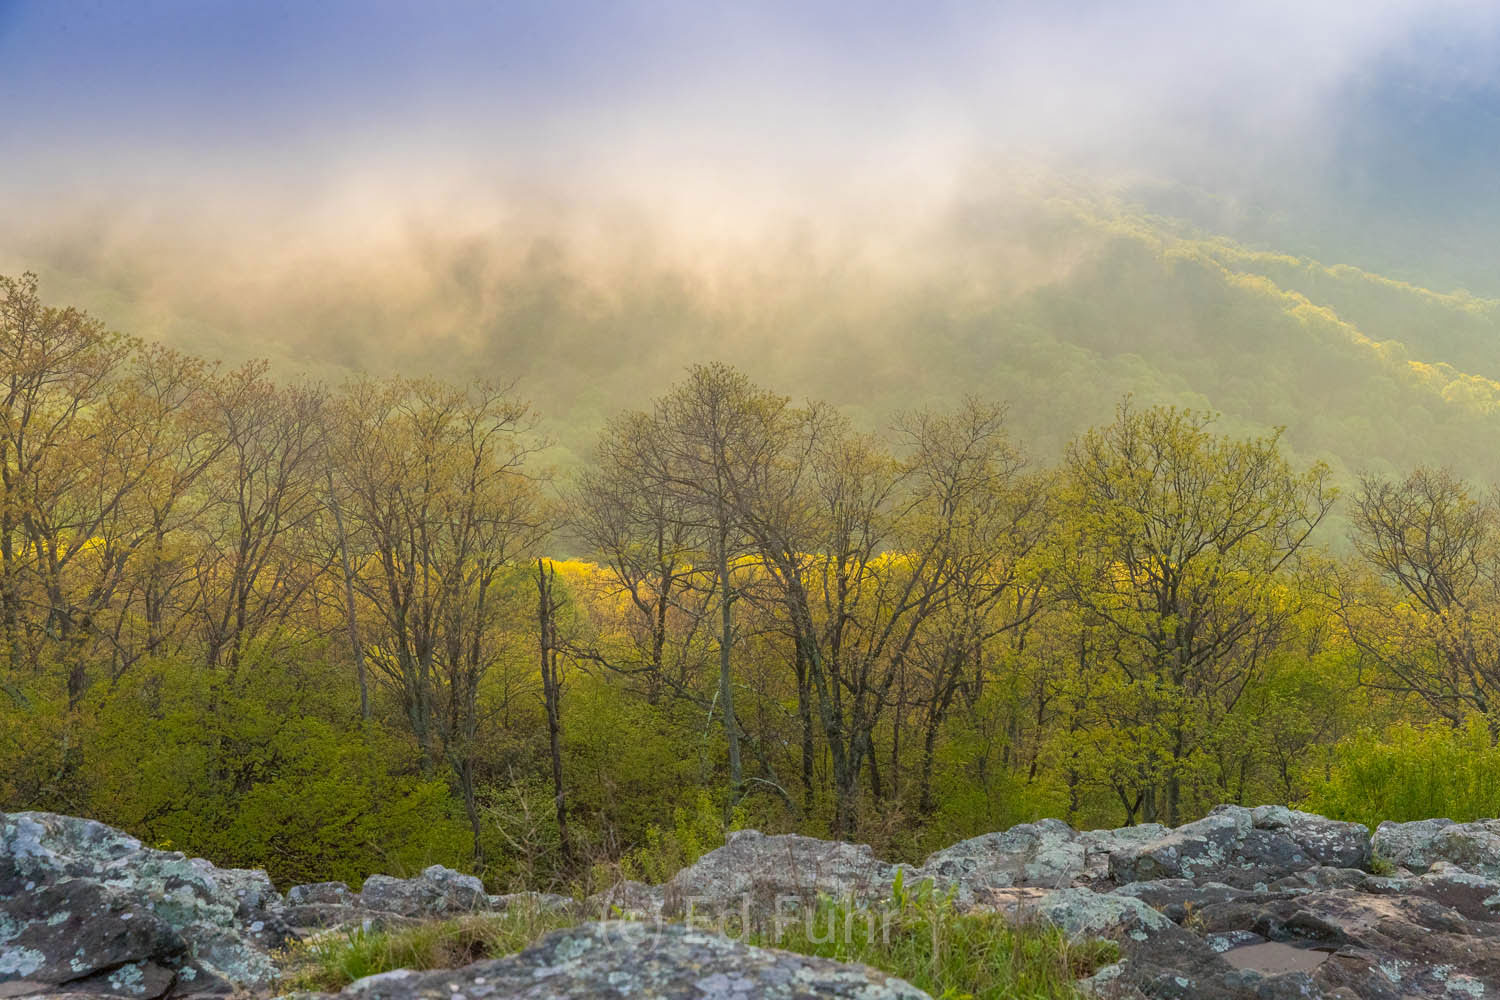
top-left (21, 191), bottom-right (1500, 484)
top-left (6, 269), bottom-right (1500, 892)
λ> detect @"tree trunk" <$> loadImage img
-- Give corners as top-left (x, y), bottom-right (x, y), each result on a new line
top-left (325, 468), bottom-right (369, 720)
top-left (538, 559), bottom-right (573, 867)
top-left (717, 524), bottom-right (743, 803)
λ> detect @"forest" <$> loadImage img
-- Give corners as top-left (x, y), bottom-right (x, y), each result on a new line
top-left (3, 269), bottom-right (1498, 893)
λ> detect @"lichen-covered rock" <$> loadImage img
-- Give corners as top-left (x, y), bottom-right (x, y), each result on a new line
top-left (1425, 820), bottom-right (1500, 877)
top-left (1189, 888), bottom-right (1500, 998)
top-left (1113, 878), bottom-right (1250, 923)
top-left (288, 881), bottom-right (356, 908)
top-left (1074, 824), bottom-right (1171, 883)
top-left (662, 830), bottom-right (899, 917)
top-left (1371, 817), bottom-right (1456, 872)
top-left (918, 818), bottom-right (1083, 895)
top-left (1375, 817), bottom-right (1500, 877)
top-left (317, 920), bottom-right (932, 999)
top-left (1107, 806), bottom-right (1370, 887)
top-left (356, 865), bottom-right (488, 918)
top-left (487, 890), bottom-right (573, 914)
top-left (1, 810), bottom-right (289, 998)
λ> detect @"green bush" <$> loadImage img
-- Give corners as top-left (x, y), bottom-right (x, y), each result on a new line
top-left (1305, 716), bottom-right (1500, 828)
top-left (78, 644), bottom-right (472, 887)
top-left (620, 789), bottom-right (744, 884)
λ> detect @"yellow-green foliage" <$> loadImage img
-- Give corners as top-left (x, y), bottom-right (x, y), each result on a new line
top-left (1306, 717), bottom-right (1500, 830)
top-left (620, 790), bottom-right (745, 884)
top-left (78, 643), bottom-right (472, 887)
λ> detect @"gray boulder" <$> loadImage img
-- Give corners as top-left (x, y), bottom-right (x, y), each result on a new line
top-left (919, 818), bottom-right (1083, 893)
top-left (357, 865), bottom-right (488, 918)
top-left (1108, 806), bottom-right (1370, 887)
top-left (318, 920), bottom-right (931, 999)
top-left (0, 810), bottom-right (288, 998)
top-left (287, 881), bottom-right (356, 908)
top-left (1371, 817), bottom-right (1456, 872)
top-left (661, 830), bottom-right (899, 918)
top-left (1376, 817), bottom-right (1500, 877)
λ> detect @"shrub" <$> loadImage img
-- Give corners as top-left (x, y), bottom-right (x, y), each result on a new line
top-left (1305, 716), bottom-right (1500, 829)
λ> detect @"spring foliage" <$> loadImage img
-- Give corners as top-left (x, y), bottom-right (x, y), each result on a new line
top-left (3, 272), bottom-right (1500, 891)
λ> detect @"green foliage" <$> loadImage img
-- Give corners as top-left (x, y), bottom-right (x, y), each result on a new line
top-left (620, 790), bottom-right (745, 884)
top-left (1306, 717), bottom-right (1500, 828)
top-left (755, 874), bottom-right (1117, 1000)
top-left (78, 644), bottom-right (472, 887)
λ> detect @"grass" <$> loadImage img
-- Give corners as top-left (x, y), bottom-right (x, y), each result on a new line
top-left (278, 876), bottom-right (1117, 999)
top-left (278, 907), bottom-right (579, 992)
top-left (751, 874), bottom-right (1118, 1000)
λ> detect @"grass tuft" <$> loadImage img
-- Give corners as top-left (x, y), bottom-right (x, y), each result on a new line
top-left (752, 875), bottom-right (1118, 1000)
top-left (279, 907), bottom-right (578, 992)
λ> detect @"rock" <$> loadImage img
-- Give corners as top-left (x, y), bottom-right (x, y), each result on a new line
top-left (356, 865), bottom-right (488, 918)
top-left (1074, 824), bottom-right (1172, 883)
top-left (1427, 821), bottom-right (1500, 878)
top-left (916, 820), bottom-right (1174, 897)
top-left (1189, 888), bottom-right (1500, 998)
top-left (487, 890), bottom-right (573, 914)
top-left (1108, 806), bottom-right (1370, 887)
top-left (1029, 887), bottom-right (1176, 939)
top-left (1371, 817), bottom-right (1456, 872)
top-left (316, 920), bottom-right (932, 999)
top-left (1, 810), bottom-right (288, 998)
top-left (287, 881), bottom-right (356, 907)
top-left (1113, 878), bottom-right (1250, 923)
top-left (919, 818), bottom-right (1083, 894)
top-left (661, 830), bottom-right (899, 918)
top-left (1376, 817), bottom-right (1500, 877)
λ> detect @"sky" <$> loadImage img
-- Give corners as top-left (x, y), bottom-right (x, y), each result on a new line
top-left (2, 1), bottom-right (1499, 291)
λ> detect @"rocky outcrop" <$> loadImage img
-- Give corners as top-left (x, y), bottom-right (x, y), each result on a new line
top-left (0, 810), bottom-right (289, 998)
top-left (1105, 805), bottom-right (1371, 887)
top-left (17, 804), bottom-right (1500, 999)
top-left (297, 921), bottom-right (928, 999)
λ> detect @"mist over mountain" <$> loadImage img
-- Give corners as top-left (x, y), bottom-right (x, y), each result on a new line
top-left (4, 3), bottom-right (1499, 482)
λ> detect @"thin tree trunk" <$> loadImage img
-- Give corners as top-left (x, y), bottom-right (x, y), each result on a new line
top-left (717, 524), bottom-right (743, 803)
top-left (325, 467), bottom-right (369, 720)
top-left (538, 559), bottom-right (573, 867)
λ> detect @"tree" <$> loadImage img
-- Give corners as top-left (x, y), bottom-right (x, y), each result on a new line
top-left (331, 376), bottom-right (547, 864)
top-left (195, 364), bottom-right (326, 674)
top-left (608, 364), bottom-right (789, 806)
top-left (1345, 467), bottom-right (1500, 721)
top-left (571, 410), bottom-right (715, 704)
top-left (1059, 400), bottom-right (1333, 824)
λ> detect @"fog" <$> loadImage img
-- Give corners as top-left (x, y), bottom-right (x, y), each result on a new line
top-left (3, 1), bottom-right (1500, 461)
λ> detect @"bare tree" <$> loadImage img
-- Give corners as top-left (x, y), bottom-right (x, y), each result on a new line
top-left (1345, 467), bottom-right (1500, 721)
